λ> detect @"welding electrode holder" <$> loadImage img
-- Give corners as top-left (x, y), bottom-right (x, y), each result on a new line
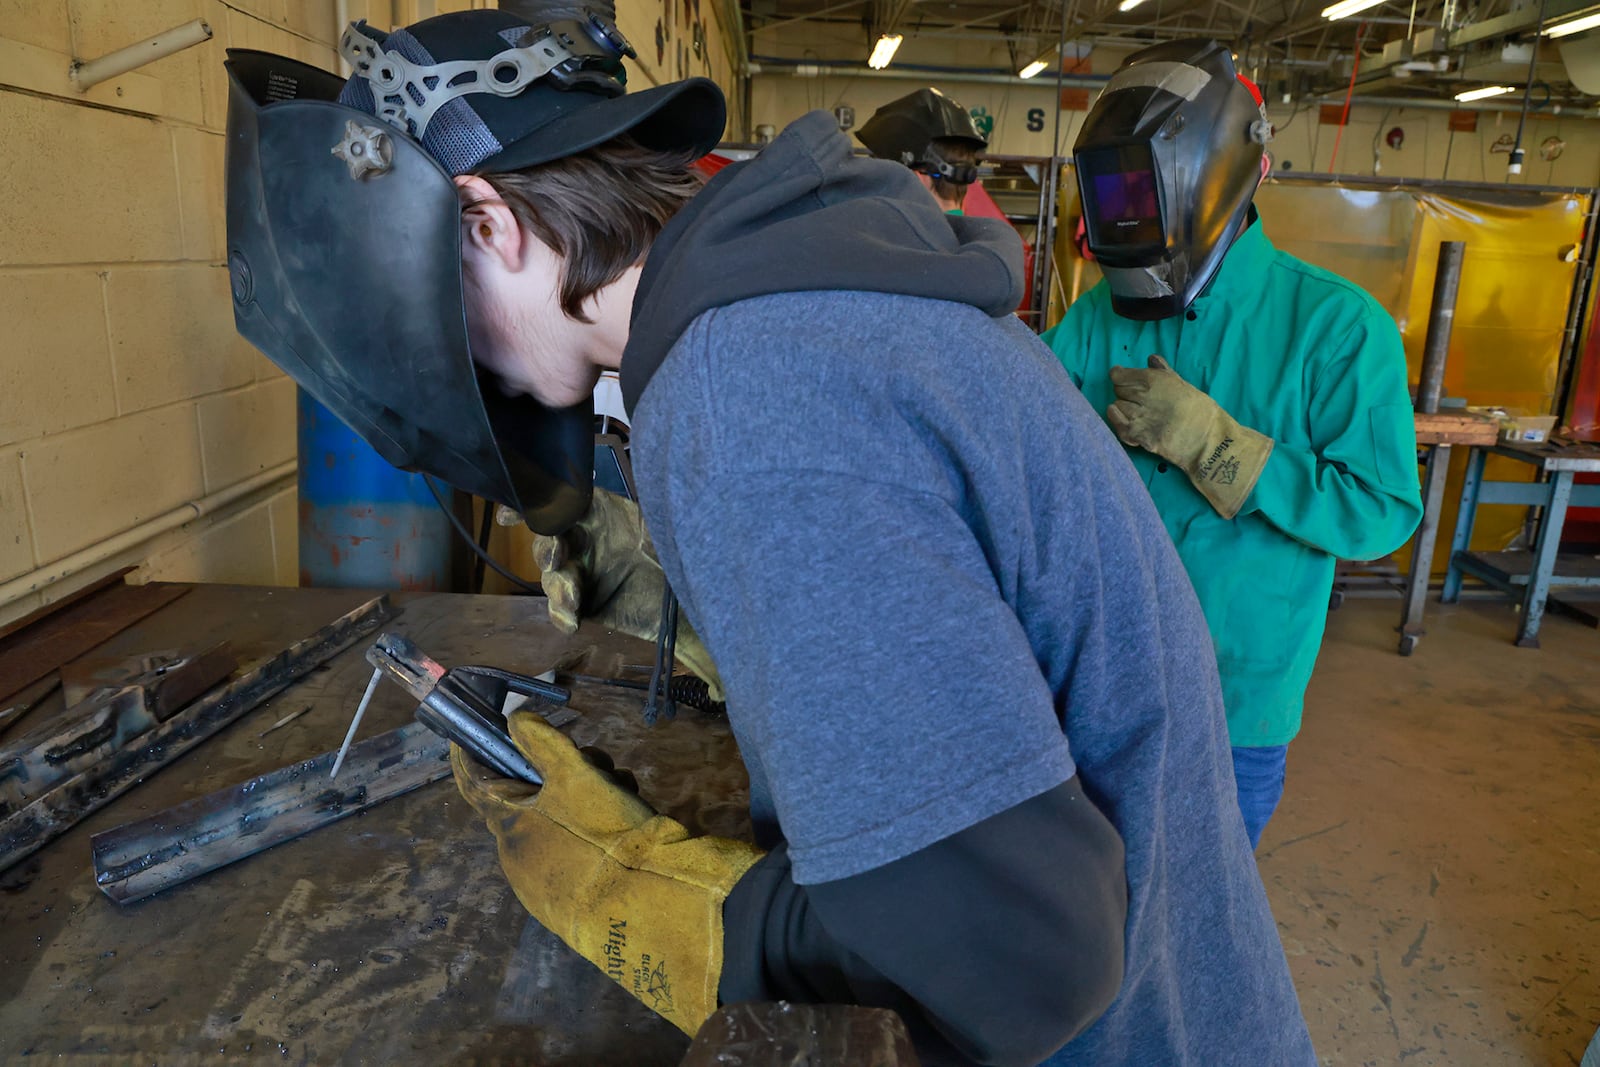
top-left (365, 633), bottom-right (568, 785)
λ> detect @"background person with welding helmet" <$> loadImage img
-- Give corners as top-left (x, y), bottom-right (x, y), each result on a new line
top-left (1043, 40), bottom-right (1423, 849)
top-left (856, 87), bottom-right (987, 214)
top-left (226, 10), bottom-right (1315, 1064)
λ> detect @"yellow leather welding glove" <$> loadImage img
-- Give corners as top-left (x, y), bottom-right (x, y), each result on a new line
top-left (451, 713), bottom-right (763, 1035)
top-left (1107, 355), bottom-right (1275, 520)
top-left (531, 488), bottom-right (723, 700)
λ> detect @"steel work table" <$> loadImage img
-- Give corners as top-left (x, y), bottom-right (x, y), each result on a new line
top-left (1396, 412), bottom-right (1501, 656)
top-left (1441, 440), bottom-right (1600, 647)
top-left (0, 584), bottom-right (751, 1065)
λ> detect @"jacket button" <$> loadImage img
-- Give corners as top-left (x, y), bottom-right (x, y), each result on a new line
top-left (1158, 462), bottom-right (1170, 473)
top-left (1185, 310), bottom-right (1198, 321)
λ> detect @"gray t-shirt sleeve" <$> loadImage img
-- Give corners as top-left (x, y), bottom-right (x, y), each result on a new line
top-left (668, 467), bottom-right (1076, 885)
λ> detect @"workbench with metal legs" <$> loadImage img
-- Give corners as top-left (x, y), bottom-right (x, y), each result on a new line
top-left (1441, 441), bottom-right (1600, 648)
top-left (0, 585), bottom-right (751, 1065)
top-left (1395, 412), bottom-right (1500, 656)
top-left (1398, 443), bottom-right (1456, 656)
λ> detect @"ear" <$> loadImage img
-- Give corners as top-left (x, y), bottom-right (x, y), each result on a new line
top-left (455, 174), bottom-right (524, 273)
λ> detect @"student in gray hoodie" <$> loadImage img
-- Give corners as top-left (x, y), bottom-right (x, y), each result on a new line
top-left (225, 9), bottom-right (1315, 1065)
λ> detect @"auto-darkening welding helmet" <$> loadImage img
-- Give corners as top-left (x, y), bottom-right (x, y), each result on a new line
top-left (856, 88), bottom-right (989, 185)
top-left (224, 8), bottom-right (725, 533)
top-left (1073, 39), bottom-right (1272, 321)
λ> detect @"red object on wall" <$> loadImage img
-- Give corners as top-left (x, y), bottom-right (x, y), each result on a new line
top-left (1059, 88), bottom-right (1091, 111)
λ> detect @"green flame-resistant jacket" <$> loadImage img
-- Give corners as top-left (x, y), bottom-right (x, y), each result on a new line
top-left (1043, 216), bottom-right (1423, 747)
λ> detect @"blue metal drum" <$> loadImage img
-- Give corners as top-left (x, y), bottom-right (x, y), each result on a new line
top-left (297, 390), bottom-right (454, 590)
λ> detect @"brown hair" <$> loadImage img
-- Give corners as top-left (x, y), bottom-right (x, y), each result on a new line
top-left (929, 137), bottom-right (981, 207)
top-left (466, 136), bottom-right (704, 321)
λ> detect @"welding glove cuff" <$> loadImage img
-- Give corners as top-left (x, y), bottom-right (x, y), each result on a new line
top-left (530, 488), bottom-right (723, 699)
top-left (1107, 355), bottom-right (1274, 519)
top-left (451, 713), bottom-right (763, 1035)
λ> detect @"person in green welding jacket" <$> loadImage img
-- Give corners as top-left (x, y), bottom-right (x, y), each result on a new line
top-left (1043, 40), bottom-right (1423, 849)
top-left (855, 87), bottom-right (987, 215)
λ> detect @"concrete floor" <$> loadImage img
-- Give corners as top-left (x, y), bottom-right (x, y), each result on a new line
top-left (1264, 597), bottom-right (1600, 1067)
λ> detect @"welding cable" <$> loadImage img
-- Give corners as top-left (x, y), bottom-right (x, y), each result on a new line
top-left (472, 497), bottom-right (494, 592)
top-left (422, 475), bottom-right (544, 595)
top-left (1506, 0), bottom-right (1552, 180)
top-left (643, 582), bottom-right (680, 725)
top-left (1327, 21), bottom-right (1369, 174)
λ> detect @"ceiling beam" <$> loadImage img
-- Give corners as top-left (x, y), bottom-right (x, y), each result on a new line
top-left (750, 0), bottom-right (871, 34)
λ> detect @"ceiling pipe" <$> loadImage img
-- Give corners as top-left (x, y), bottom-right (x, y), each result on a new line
top-left (746, 59), bottom-right (1598, 115)
top-left (749, 57), bottom-right (1108, 87)
top-left (1314, 91), bottom-right (1598, 114)
top-left (1268, 0), bottom-right (1587, 47)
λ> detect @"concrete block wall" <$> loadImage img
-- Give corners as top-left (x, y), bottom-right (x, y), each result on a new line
top-left (0, 0), bottom-right (397, 628)
top-left (0, 0), bottom-right (739, 627)
top-left (0, 1), bottom-right (497, 628)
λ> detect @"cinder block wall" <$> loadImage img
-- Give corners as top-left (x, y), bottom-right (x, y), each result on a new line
top-left (0, 0), bottom-right (385, 628)
top-left (0, 0), bottom-right (740, 626)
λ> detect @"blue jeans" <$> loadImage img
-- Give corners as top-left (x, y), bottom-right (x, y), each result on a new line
top-left (1231, 745), bottom-right (1289, 850)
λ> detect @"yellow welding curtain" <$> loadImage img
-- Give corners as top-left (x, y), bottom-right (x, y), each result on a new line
top-left (1051, 178), bottom-right (1590, 575)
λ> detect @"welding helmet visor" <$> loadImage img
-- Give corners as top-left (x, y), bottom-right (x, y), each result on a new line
top-left (1073, 39), bottom-right (1271, 320)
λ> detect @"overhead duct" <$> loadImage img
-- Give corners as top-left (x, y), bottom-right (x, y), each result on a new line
top-left (749, 56), bottom-right (1108, 88)
top-left (1314, 91), bottom-right (1599, 114)
top-left (1558, 34), bottom-right (1600, 93)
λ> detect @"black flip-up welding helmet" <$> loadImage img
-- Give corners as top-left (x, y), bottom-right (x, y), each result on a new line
top-left (1073, 39), bottom-right (1272, 321)
top-left (856, 87), bottom-right (989, 185)
top-left (224, 8), bottom-right (725, 533)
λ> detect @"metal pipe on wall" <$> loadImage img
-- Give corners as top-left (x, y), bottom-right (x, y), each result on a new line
top-left (70, 18), bottom-right (212, 90)
top-left (0, 462), bottom-right (297, 610)
top-left (335, 0), bottom-right (351, 73)
top-left (1417, 241), bottom-right (1466, 414)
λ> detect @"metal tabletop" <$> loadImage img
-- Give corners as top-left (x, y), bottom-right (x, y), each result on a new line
top-left (1485, 439), bottom-right (1600, 473)
top-left (0, 585), bottom-right (751, 1065)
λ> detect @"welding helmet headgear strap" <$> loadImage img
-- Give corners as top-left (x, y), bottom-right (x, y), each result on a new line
top-left (340, 13), bottom-right (634, 142)
top-left (1073, 39), bottom-right (1272, 321)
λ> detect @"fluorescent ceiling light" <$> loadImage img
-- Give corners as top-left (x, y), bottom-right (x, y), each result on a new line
top-left (1545, 10), bottom-right (1600, 36)
top-left (1321, 0), bottom-right (1384, 19)
top-left (1019, 59), bottom-right (1049, 78)
top-left (1455, 84), bottom-right (1514, 101)
top-left (868, 33), bottom-right (902, 69)
top-left (1118, 0), bottom-right (1149, 11)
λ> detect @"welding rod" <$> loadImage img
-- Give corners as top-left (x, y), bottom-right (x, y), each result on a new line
top-left (330, 667), bottom-right (383, 778)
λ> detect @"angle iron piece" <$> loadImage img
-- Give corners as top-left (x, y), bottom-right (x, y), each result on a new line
top-left (91, 720), bottom-right (449, 904)
top-left (0, 596), bottom-right (394, 874)
top-left (0, 645), bottom-right (235, 819)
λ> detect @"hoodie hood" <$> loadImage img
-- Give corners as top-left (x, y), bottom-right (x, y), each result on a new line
top-left (620, 110), bottom-right (1025, 411)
